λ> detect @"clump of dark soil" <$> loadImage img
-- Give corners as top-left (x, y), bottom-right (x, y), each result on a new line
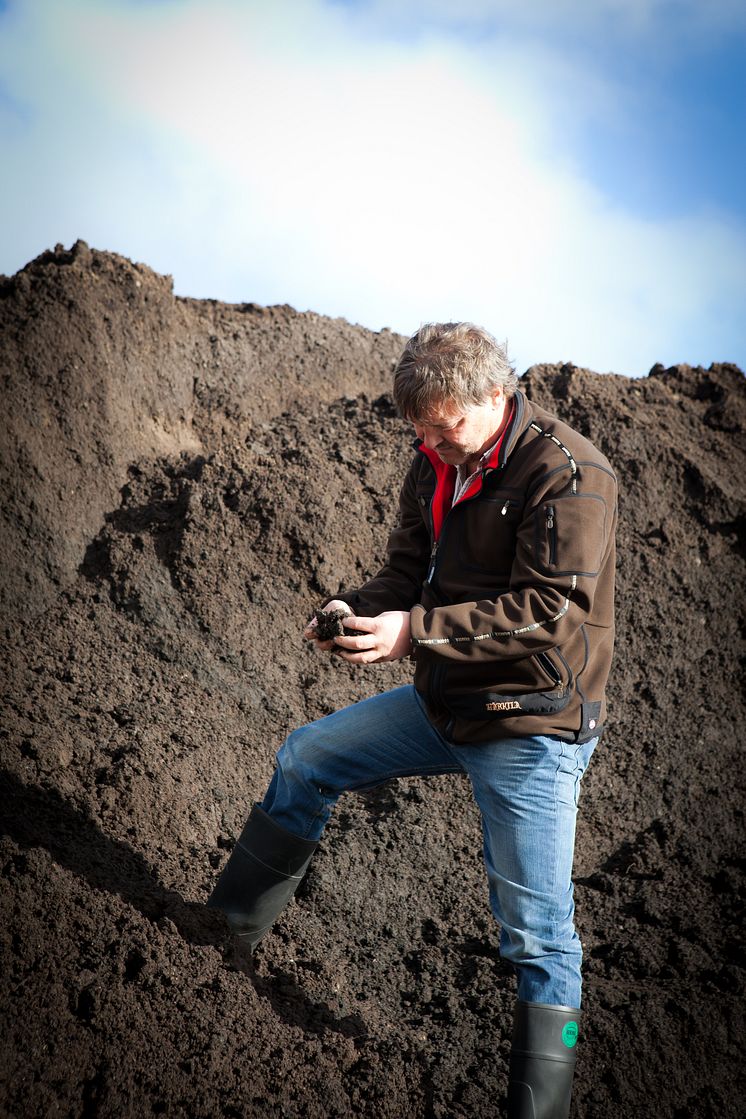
top-left (313, 608), bottom-right (354, 641)
top-left (1, 244), bottom-right (744, 1118)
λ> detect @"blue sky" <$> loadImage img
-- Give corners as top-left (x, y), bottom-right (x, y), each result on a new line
top-left (1, 0), bottom-right (744, 376)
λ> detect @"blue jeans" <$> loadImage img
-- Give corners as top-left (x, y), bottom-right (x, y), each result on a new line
top-left (261, 685), bottom-right (596, 1008)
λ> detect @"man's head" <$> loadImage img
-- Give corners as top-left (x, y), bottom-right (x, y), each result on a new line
top-left (393, 323), bottom-right (518, 467)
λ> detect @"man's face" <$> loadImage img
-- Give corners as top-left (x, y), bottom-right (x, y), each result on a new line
top-left (411, 390), bottom-right (507, 467)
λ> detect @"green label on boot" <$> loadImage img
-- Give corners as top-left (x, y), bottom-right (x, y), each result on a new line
top-left (562, 1021), bottom-right (579, 1048)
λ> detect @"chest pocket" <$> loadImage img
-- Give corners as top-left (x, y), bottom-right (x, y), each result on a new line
top-left (455, 490), bottom-right (524, 578)
top-left (533, 493), bottom-right (609, 576)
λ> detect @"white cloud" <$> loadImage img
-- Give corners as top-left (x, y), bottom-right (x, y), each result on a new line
top-left (0, 0), bottom-right (744, 375)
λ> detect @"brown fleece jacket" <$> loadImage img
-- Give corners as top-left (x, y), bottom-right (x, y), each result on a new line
top-left (339, 390), bottom-right (617, 745)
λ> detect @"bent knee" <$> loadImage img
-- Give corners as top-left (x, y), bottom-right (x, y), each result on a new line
top-left (276, 723), bottom-right (330, 782)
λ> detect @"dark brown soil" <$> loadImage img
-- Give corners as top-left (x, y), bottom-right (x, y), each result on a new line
top-left (313, 609), bottom-right (354, 642)
top-left (1, 241), bottom-right (744, 1118)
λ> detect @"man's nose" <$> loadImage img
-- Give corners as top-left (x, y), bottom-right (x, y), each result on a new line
top-left (417, 425), bottom-right (440, 449)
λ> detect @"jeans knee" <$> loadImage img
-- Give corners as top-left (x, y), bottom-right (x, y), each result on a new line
top-left (276, 727), bottom-right (307, 778)
top-left (275, 722), bottom-right (328, 787)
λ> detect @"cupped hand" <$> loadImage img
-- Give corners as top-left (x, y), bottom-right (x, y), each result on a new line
top-left (331, 610), bottom-right (412, 664)
top-left (303, 599), bottom-right (351, 651)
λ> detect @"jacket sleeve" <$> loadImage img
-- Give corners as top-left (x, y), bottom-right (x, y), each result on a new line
top-left (334, 458), bottom-right (431, 616)
top-left (409, 461), bottom-right (617, 661)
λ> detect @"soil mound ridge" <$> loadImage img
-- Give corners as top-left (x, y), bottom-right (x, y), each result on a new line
top-left (0, 241), bottom-right (401, 623)
top-left (1, 246), bottom-right (744, 1117)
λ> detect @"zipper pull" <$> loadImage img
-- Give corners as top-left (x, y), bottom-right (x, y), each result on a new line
top-left (427, 541), bottom-right (438, 582)
top-left (546, 505), bottom-right (557, 565)
top-left (501, 500), bottom-right (510, 515)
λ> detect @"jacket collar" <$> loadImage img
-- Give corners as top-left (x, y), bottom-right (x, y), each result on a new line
top-left (495, 390), bottom-right (532, 468)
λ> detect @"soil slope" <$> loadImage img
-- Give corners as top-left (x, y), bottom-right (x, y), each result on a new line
top-left (1, 242), bottom-right (744, 1118)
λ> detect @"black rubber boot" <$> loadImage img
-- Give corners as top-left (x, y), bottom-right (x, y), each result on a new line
top-left (507, 1000), bottom-right (581, 1119)
top-left (207, 804), bottom-right (318, 950)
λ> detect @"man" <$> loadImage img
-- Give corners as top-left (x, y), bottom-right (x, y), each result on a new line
top-left (208, 323), bottom-right (617, 1118)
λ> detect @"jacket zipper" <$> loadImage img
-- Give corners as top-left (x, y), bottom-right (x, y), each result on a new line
top-left (536, 650), bottom-right (562, 686)
top-left (426, 541), bottom-right (438, 583)
top-left (426, 466), bottom-right (509, 591)
top-left (546, 504), bottom-right (557, 565)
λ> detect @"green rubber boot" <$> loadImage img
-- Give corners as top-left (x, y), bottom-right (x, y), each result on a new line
top-left (507, 1000), bottom-right (581, 1118)
top-left (207, 804), bottom-right (318, 950)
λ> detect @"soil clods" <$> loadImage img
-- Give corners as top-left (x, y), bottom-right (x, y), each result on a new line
top-left (1, 244), bottom-right (744, 1118)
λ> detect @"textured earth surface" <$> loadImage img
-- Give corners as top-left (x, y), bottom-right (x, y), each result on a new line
top-left (1, 242), bottom-right (744, 1118)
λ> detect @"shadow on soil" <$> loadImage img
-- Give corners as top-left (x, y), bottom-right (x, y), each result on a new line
top-left (0, 769), bottom-right (367, 1041)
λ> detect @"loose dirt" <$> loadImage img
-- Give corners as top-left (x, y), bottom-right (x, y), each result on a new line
top-left (1, 242), bottom-right (744, 1117)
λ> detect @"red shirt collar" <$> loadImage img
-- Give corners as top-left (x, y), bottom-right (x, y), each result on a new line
top-left (418, 399), bottom-right (515, 539)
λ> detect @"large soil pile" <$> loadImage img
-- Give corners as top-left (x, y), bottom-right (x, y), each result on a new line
top-left (1, 242), bottom-right (744, 1118)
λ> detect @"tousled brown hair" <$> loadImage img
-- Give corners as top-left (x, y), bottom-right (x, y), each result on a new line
top-left (393, 322), bottom-right (518, 421)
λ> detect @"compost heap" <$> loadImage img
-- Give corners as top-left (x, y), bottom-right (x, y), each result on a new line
top-left (1, 242), bottom-right (744, 1119)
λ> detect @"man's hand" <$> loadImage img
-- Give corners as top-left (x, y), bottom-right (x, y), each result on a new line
top-left (331, 611), bottom-right (412, 664)
top-left (303, 599), bottom-right (351, 651)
